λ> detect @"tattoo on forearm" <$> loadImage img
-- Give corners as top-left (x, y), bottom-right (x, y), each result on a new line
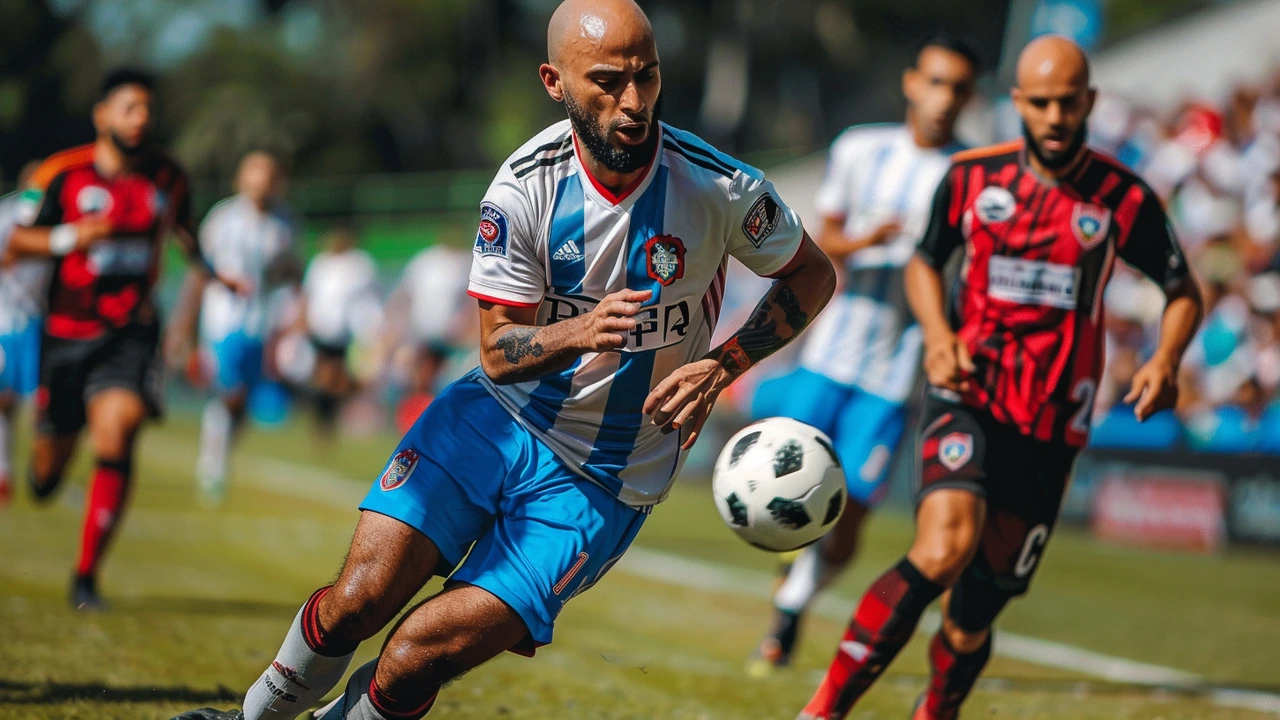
top-left (496, 327), bottom-right (545, 365)
top-left (775, 286), bottom-right (809, 332)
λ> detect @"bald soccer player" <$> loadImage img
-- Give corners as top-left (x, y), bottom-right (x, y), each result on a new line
top-left (177, 1), bottom-right (835, 718)
top-left (797, 36), bottom-right (1202, 720)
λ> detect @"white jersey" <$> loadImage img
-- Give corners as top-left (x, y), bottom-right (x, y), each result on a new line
top-left (303, 248), bottom-right (382, 346)
top-left (399, 246), bottom-right (472, 346)
top-left (469, 120), bottom-right (805, 506)
top-left (799, 124), bottom-right (963, 401)
top-left (0, 191), bottom-right (50, 334)
top-left (198, 195), bottom-right (294, 342)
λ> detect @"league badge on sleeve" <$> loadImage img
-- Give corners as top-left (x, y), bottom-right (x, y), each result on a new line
top-left (474, 203), bottom-right (510, 258)
top-left (742, 193), bottom-right (782, 248)
top-left (380, 449), bottom-right (421, 491)
top-left (1072, 202), bottom-right (1111, 250)
top-left (938, 432), bottom-right (974, 472)
top-left (645, 234), bottom-right (686, 286)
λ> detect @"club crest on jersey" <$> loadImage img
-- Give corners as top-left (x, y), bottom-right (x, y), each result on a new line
top-left (742, 193), bottom-right (782, 248)
top-left (646, 234), bottom-right (686, 286)
top-left (77, 185), bottom-right (113, 216)
top-left (938, 432), bottom-right (973, 471)
top-left (380, 449), bottom-right (420, 491)
top-left (1072, 203), bottom-right (1111, 249)
top-left (474, 203), bottom-right (509, 258)
top-left (975, 186), bottom-right (1016, 224)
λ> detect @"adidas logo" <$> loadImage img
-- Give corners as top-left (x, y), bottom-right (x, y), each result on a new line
top-left (552, 240), bottom-right (583, 262)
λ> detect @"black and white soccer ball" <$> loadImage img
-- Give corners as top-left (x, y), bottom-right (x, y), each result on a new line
top-left (711, 417), bottom-right (847, 552)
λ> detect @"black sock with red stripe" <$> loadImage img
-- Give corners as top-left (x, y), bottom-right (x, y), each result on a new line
top-left (921, 630), bottom-right (991, 720)
top-left (800, 558), bottom-right (944, 719)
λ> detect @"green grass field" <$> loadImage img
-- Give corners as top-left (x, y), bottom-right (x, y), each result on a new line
top-left (1, 414), bottom-right (1278, 719)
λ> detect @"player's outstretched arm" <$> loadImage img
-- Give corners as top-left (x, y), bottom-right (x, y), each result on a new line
top-left (1124, 275), bottom-right (1203, 421)
top-left (5, 218), bottom-right (113, 261)
top-left (644, 234), bottom-right (836, 450)
top-left (478, 288), bottom-right (653, 386)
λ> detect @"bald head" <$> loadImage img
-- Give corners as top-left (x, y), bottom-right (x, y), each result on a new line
top-left (547, 0), bottom-right (653, 68)
top-left (540, 0), bottom-right (662, 179)
top-left (1016, 35), bottom-right (1090, 89)
top-left (1012, 35), bottom-right (1096, 173)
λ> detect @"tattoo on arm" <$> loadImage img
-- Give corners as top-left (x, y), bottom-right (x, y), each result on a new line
top-left (496, 327), bottom-right (546, 364)
top-left (714, 283), bottom-right (813, 376)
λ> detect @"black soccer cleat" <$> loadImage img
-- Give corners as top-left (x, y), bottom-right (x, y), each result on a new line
top-left (70, 574), bottom-right (109, 613)
top-left (170, 709), bottom-right (244, 720)
top-left (746, 608), bottom-right (803, 677)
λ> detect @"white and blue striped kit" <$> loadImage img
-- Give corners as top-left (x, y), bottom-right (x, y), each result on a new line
top-left (468, 120), bottom-right (805, 506)
top-left (798, 124), bottom-right (964, 402)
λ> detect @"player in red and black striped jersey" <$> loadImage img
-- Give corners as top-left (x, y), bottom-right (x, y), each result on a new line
top-left (4, 68), bottom-right (240, 611)
top-left (798, 37), bottom-right (1204, 720)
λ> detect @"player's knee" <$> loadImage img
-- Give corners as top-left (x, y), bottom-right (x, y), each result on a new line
top-left (907, 542), bottom-right (972, 586)
top-left (942, 615), bottom-right (989, 654)
top-left (28, 466), bottom-right (64, 502)
top-left (380, 633), bottom-right (470, 689)
top-left (324, 580), bottom-right (397, 642)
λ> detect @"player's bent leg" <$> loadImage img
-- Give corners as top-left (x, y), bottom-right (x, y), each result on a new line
top-left (242, 510), bottom-right (441, 720)
top-left (797, 489), bottom-right (983, 720)
top-left (317, 583), bottom-right (530, 720)
top-left (28, 431), bottom-right (80, 502)
top-left (914, 567), bottom-right (1004, 720)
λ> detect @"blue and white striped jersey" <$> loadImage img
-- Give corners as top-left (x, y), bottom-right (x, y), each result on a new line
top-left (798, 124), bottom-right (964, 402)
top-left (469, 120), bottom-right (805, 507)
top-left (0, 191), bottom-right (50, 334)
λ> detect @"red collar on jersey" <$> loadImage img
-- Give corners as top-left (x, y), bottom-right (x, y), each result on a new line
top-left (571, 130), bottom-right (659, 205)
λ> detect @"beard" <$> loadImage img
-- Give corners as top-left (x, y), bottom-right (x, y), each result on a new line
top-left (565, 93), bottom-right (662, 174)
top-left (110, 131), bottom-right (149, 157)
top-left (1022, 121), bottom-right (1087, 171)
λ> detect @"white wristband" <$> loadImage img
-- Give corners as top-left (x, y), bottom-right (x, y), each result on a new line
top-left (49, 224), bottom-right (77, 256)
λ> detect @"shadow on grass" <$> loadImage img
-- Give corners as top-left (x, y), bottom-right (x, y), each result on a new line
top-left (0, 678), bottom-right (240, 705)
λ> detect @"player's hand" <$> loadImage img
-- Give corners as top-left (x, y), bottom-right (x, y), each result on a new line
top-left (644, 358), bottom-right (735, 450)
top-left (1124, 356), bottom-right (1179, 422)
top-left (923, 329), bottom-right (975, 393)
top-left (866, 220), bottom-right (904, 246)
top-left (74, 215), bottom-right (114, 249)
top-left (573, 289), bottom-right (652, 352)
top-left (218, 274), bottom-right (253, 296)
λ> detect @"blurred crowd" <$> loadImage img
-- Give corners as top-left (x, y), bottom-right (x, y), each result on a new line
top-left (1087, 72), bottom-right (1280, 453)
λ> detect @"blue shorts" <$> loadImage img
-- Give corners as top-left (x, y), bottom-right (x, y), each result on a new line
top-left (359, 371), bottom-right (647, 649)
top-left (204, 331), bottom-right (264, 394)
top-left (753, 367), bottom-right (907, 507)
top-left (0, 320), bottom-right (41, 396)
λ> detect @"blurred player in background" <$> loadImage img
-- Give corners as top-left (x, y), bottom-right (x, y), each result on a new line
top-left (798, 36), bottom-right (1203, 720)
top-left (0, 161), bottom-right (48, 506)
top-left (170, 151), bottom-right (294, 505)
top-left (748, 35), bottom-right (978, 674)
top-left (179, 1), bottom-right (835, 717)
top-left (4, 68), bottom-right (239, 610)
top-left (377, 244), bottom-right (474, 432)
top-left (300, 226), bottom-right (382, 437)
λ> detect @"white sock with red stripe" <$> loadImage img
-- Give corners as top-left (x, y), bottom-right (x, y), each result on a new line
top-left (243, 587), bottom-right (356, 720)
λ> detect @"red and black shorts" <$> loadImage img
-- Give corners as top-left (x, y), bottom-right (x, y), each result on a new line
top-left (37, 320), bottom-right (165, 436)
top-left (916, 396), bottom-right (1079, 630)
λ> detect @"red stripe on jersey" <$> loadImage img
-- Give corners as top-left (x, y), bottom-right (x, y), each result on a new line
top-left (467, 290), bottom-right (540, 308)
top-left (47, 314), bottom-right (104, 340)
top-left (1113, 184), bottom-right (1147, 249)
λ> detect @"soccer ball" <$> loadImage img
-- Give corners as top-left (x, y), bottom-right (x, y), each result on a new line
top-left (711, 417), bottom-right (847, 552)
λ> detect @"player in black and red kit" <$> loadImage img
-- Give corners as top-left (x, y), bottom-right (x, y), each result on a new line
top-left (797, 37), bottom-right (1204, 720)
top-left (5, 69), bottom-right (239, 610)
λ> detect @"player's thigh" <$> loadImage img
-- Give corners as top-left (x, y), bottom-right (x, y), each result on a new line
top-left (833, 389), bottom-right (909, 507)
top-left (966, 432), bottom-right (1077, 607)
top-left (768, 368), bottom-right (852, 437)
top-left (450, 453), bottom-right (646, 654)
top-left (86, 388), bottom-right (148, 458)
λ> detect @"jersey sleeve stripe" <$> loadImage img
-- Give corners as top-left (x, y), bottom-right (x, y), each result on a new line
top-left (950, 140), bottom-right (1023, 164)
top-left (513, 150), bottom-right (575, 179)
top-left (29, 145), bottom-right (95, 190)
top-left (509, 136), bottom-right (572, 173)
top-left (662, 141), bottom-right (734, 179)
top-left (664, 137), bottom-right (739, 177)
top-left (467, 289), bottom-right (541, 308)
